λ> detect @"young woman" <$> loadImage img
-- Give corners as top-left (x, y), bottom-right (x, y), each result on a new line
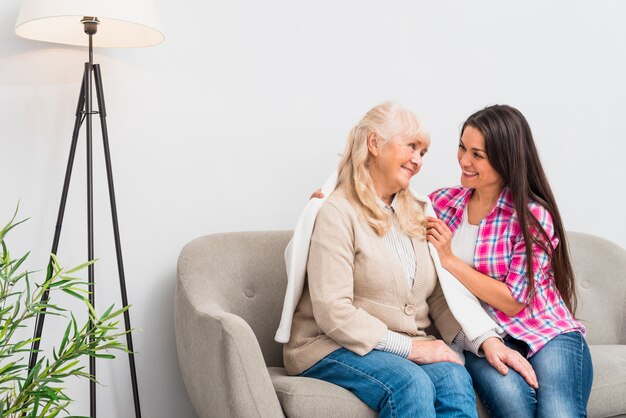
top-left (281, 102), bottom-right (534, 418)
top-left (427, 104), bottom-right (593, 417)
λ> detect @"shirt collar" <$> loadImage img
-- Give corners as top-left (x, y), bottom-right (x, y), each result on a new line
top-left (445, 186), bottom-right (515, 215)
top-left (376, 194), bottom-right (398, 213)
top-left (495, 187), bottom-right (515, 214)
top-left (444, 187), bottom-right (472, 210)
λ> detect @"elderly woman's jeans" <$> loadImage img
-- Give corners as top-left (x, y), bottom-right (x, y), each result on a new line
top-left (300, 347), bottom-right (478, 418)
top-left (465, 331), bottom-right (593, 418)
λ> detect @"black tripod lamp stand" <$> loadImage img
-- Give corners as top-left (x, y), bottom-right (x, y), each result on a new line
top-left (15, 1), bottom-right (164, 417)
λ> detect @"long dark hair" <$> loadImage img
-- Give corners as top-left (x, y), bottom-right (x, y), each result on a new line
top-left (462, 105), bottom-right (577, 315)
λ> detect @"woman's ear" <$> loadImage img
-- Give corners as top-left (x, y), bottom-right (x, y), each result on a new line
top-left (367, 132), bottom-right (379, 157)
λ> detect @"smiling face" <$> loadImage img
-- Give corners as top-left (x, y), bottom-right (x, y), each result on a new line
top-left (369, 133), bottom-right (428, 203)
top-left (458, 125), bottom-right (504, 193)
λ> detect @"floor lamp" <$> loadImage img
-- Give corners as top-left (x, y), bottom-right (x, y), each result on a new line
top-left (14, 1), bottom-right (164, 417)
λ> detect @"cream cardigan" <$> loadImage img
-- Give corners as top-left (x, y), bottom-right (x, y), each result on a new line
top-left (275, 173), bottom-right (499, 351)
top-left (283, 189), bottom-right (463, 374)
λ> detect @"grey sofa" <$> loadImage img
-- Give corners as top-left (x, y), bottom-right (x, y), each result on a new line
top-left (174, 231), bottom-right (626, 418)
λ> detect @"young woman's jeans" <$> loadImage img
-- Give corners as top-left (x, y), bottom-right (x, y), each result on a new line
top-left (465, 331), bottom-right (593, 418)
top-left (300, 347), bottom-right (478, 418)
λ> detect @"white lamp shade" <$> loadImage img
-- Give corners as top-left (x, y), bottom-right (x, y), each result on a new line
top-left (15, 0), bottom-right (164, 48)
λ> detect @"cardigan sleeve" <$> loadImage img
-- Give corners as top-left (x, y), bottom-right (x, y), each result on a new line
top-left (307, 201), bottom-right (388, 356)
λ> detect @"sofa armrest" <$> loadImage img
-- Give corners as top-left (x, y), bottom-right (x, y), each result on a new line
top-left (174, 283), bottom-right (285, 418)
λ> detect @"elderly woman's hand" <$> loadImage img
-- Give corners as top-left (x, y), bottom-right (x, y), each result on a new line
top-left (407, 339), bottom-right (463, 365)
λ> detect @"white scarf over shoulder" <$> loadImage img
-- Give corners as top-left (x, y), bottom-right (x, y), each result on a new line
top-left (274, 173), bottom-right (498, 344)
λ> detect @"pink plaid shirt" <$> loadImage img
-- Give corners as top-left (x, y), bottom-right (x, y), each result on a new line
top-left (429, 186), bottom-right (584, 356)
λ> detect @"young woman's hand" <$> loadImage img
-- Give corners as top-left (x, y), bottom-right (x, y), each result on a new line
top-left (480, 337), bottom-right (538, 388)
top-left (426, 217), bottom-right (455, 263)
top-left (407, 339), bottom-right (463, 365)
top-left (310, 189), bottom-right (325, 200)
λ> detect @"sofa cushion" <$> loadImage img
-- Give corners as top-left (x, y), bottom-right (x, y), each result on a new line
top-left (271, 347), bottom-right (625, 418)
top-left (269, 367), bottom-right (376, 418)
top-left (588, 345), bottom-right (626, 418)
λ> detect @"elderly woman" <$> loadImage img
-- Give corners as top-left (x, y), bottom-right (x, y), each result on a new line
top-left (281, 102), bottom-right (529, 417)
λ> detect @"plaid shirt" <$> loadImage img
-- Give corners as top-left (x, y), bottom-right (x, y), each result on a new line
top-left (429, 186), bottom-right (584, 356)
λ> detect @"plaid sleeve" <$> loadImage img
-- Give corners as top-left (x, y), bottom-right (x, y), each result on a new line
top-left (504, 205), bottom-right (557, 303)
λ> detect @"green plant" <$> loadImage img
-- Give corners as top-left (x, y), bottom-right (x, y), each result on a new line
top-left (0, 208), bottom-right (130, 418)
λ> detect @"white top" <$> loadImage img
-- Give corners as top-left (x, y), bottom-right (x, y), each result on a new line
top-left (451, 206), bottom-right (480, 267)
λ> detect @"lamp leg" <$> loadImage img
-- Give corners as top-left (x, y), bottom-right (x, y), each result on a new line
top-left (28, 68), bottom-right (88, 371)
top-left (84, 55), bottom-right (98, 418)
top-left (93, 64), bottom-right (142, 418)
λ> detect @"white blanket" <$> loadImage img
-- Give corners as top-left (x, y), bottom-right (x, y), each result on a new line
top-left (274, 173), bottom-right (498, 344)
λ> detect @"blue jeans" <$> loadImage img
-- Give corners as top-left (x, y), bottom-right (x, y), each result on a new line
top-left (465, 332), bottom-right (593, 418)
top-left (300, 348), bottom-right (478, 418)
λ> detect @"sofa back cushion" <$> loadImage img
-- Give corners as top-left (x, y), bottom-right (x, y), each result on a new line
top-left (177, 230), bottom-right (626, 370)
top-left (567, 231), bottom-right (626, 345)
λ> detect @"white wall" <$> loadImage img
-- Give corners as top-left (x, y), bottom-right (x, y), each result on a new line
top-left (1, 0), bottom-right (625, 416)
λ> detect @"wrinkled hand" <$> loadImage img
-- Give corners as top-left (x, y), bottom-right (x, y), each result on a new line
top-left (481, 338), bottom-right (538, 388)
top-left (426, 217), bottom-right (454, 262)
top-left (407, 339), bottom-right (463, 365)
top-left (310, 189), bottom-right (325, 200)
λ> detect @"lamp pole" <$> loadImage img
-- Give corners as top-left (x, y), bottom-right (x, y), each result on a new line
top-left (27, 17), bottom-right (142, 418)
